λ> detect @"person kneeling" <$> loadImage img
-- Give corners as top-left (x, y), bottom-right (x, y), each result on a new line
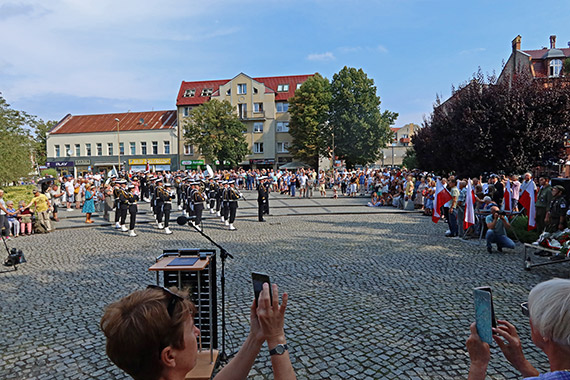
top-left (485, 206), bottom-right (515, 253)
top-left (100, 283), bottom-right (296, 380)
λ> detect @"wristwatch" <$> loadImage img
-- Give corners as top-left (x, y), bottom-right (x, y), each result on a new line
top-left (269, 344), bottom-right (288, 356)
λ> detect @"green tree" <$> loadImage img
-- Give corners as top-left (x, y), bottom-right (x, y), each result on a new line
top-left (183, 100), bottom-right (249, 167)
top-left (288, 73), bottom-right (331, 168)
top-left (0, 94), bottom-right (35, 184)
top-left (31, 119), bottom-right (57, 166)
top-left (329, 67), bottom-right (397, 168)
top-left (402, 147), bottom-right (419, 169)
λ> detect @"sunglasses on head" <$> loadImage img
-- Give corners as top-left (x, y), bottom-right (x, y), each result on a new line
top-left (521, 302), bottom-right (529, 317)
top-left (147, 285), bottom-right (184, 318)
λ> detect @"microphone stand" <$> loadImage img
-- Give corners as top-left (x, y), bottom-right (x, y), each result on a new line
top-left (179, 217), bottom-right (235, 363)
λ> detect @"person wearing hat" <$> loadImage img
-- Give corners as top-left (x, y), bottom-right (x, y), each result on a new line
top-left (257, 176), bottom-right (268, 222)
top-left (117, 180), bottom-right (130, 232)
top-left (535, 177), bottom-right (553, 233)
top-left (154, 178), bottom-right (165, 228)
top-left (216, 178), bottom-right (224, 217)
top-left (26, 188), bottom-right (52, 232)
top-left (227, 180), bottom-right (241, 230)
top-left (159, 183), bottom-right (175, 234)
top-left (113, 179), bottom-right (124, 229)
top-left (124, 184), bottom-right (139, 237)
top-left (546, 185), bottom-right (567, 232)
top-left (221, 181), bottom-right (230, 224)
top-left (191, 182), bottom-right (206, 231)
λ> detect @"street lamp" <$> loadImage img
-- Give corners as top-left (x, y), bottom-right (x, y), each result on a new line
top-left (391, 142), bottom-right (396, 167)
top-left (115, 118), bottom-right (121, 171)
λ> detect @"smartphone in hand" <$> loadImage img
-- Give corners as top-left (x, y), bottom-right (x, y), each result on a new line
top-left (474, 286), bottom-right (497, 344)
top-left (252, 272), bottom-right (272, 306)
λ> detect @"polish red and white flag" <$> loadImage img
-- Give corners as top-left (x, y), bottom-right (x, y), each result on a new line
top-left (433, 179), bottom-right (452, 224)
top-left (504, 180), bottom-right (513, 213)
top-left (464, 180), bottom-right (476, 230)
top-left (519, 181), bottom-right (536, 231)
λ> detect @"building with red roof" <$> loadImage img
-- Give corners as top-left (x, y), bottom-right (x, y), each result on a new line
top-left (498, 35), bottom-right (570, 83)
top-left (47, 110), bottom-right (178, 174)
top-left (176, 72), bottom-right (314, 169)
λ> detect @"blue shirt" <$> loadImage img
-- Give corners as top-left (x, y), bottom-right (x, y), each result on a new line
top-left (525, 371), bottom-right (570, 380)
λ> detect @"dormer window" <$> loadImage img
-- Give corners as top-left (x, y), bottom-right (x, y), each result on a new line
top-left (237, 83), bottom-right (247, 95)
top-left (550, 59), bottom-right (563, 77)
top-left (201, 88), bottom-right (213, 97)
top-left (253, 87), bottom-right (259, 94)
top-left (184, 89), bottom-right (196, 97)
top-left (277, 84), bottom-right (289, 92)
top-left (226, 89), bottom-right (231, 95)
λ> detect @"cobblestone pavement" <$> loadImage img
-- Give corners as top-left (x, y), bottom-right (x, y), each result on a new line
top-left (1, 192), bottom-right (569, 379)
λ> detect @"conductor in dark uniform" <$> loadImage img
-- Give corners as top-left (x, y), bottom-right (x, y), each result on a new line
top-left (257, 176), bottom-right (268, 222)
top-left (546, 185), bottom-right (567, 232)
top-left (191, 183), bottom-right (206, 231)
top-left (126, 184), bottom-right (139, 237)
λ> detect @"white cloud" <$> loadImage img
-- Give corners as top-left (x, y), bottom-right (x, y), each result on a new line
top-left (376, 44), bottom-right (389, 53)
top-left (459, 47), bottom-right (486, 55)
top-left (307, 52), bottom-right (336, 61)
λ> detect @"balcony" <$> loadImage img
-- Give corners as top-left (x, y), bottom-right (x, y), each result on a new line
top-left (400, 137), bottom-right (410, 144)
top-left (238, 110), bottom-right (266, 120)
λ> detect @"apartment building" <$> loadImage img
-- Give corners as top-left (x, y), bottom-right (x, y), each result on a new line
top-left (46, 110), bottom-right (178, 176)
top-left (176, 72), bottom-right (313, 170)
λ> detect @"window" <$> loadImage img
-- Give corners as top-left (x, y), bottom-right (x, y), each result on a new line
top-left (550, 59), bottom-right (563, 77)
top-left (277, 84), bottom-right (289, 92)
top-left (164, 141), bottom-right (170, 154)
top-left (183, 107), bottom-right (191, 117)
top-left (201, 88), bottom-right (213, 97)
top-left (86, 143), bottom-right (91, 156)
top-left (276, 102), bottom-right (289, 113)
top-left (75, 144), bottom-right (81, 156)
top-left (184, 89), bottom-right (195, 97)
top-left (238, 103), bottom-right (247, 118)
top-left (152, 141), bottom-right (158, 155)
top-left (130, 142), bottom-right (136, 155)
top-left (184, 144), bottom-right (194, 155)
top-left (108, 143), bottom-right (113, 156)
top-left (119, 142), bottom-right (124, 155)
top-left (226, 89), bottom-right (231, 95)
top-left (296, 83), bottom-right (302, 90)
top-left (254, 103), bottom-right (263, 113)
top-left (253, 122), bottom-right (263, 133)
top-left (253, 87), bottom-right (258, 94)
top-left (55, 145), bottom-right (60, 158)
top-left (141, 142), bottom-right (147, 155)
top-left (276, 122), bottom-right (289, 132)
top-left (97, 143), bottom-right (102, 156)
top-left (237, 83), bottom-right (247, 94)
top-left (254, 142), bottom-right (264, 154)
top-left (65, 144), bottom-right (71, 156)
top-left (277, 142), bottom-right (289, 153)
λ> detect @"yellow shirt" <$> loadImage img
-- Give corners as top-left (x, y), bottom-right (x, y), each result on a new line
top-left (32, 194), bottom-right (49, 212)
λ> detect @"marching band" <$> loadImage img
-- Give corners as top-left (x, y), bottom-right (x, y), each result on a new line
top-left (109, 171), bottom-right (250, 236)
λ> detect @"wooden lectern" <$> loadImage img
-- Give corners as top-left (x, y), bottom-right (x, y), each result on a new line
top-left (149, 251), bottom-right (219, 380)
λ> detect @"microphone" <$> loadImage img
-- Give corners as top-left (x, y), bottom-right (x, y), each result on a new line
top-left (176, 215), bottom-right (195, 225)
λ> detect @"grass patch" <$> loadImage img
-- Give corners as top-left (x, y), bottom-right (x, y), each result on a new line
top-left (2, 185), bottom-right (37, 205)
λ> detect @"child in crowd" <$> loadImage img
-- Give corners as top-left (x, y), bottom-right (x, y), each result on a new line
top-left (19, 200), bottom-right (33, 236)
top-left (6, 201), bottom-right (19, 237)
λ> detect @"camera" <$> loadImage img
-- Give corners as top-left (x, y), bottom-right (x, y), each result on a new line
top-left (497, 210), bottom-right (507, 216)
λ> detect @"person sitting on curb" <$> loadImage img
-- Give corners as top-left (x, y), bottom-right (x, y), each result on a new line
top-left (466, 278), bottom-right (570, 380)
top-left (100, 283), bottom-right (296, 380)
top-left (485, 206), bottom-right (515, 253)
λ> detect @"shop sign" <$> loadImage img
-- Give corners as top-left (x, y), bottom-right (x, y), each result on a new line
top-left (181, 160), bottom-right (204, 166)
top-left (75, 159), bottom-right (91, 165)
top-left (128, 159), bottom-right (147, 165)
top-left (46, 161), bottom-right (74, 168)
top-left (249, 159), bottom-right (275, 165)
top-left (128, 158), bottom-right (172, 165)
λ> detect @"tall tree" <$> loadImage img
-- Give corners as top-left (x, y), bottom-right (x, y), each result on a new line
top-left (182, 100), bottom-right (249, 167)
top-left (0, 94), bottom-right (34, 184)
top-left (414, 73), bottom-right (570, 176)
top-left (288, 73), bottom-right (331, 168)
top-left (329, 67), bottom-right (397, 168)
top-left (31, 119), bottom-right (57, 166)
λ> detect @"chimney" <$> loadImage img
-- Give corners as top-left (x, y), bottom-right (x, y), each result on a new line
top-left (512, 35), bottom-right (521, 52)
top-left (550, 35), bottom-right (556, 49)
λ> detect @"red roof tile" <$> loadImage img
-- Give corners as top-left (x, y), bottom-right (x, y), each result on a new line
top-left (176, 74), bottom-right (314, 106)
top-left (49, 110), bottom-right (177, 135)
top-left (522, 47), bottom-right (570, 60)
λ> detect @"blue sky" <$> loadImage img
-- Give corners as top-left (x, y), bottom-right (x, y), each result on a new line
top-left (1, 0), bottom-right (569, 127)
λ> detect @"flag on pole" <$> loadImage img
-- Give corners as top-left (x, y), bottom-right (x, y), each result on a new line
top-left (464, 180), bottom-right (476, 230)
top-left (519, 181), bottom-right (536, 231)
top-left (504, 180), bottom-right (513, 213)
top-left (109, 165), bottom-right (118, 178)
top-left (432, 179), bottom-right (453, 224)
top-left (145, 161), bottom-right (150, 172)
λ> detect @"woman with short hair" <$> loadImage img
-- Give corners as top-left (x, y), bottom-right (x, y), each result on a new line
top-left (467, 278), bottom-right (570, 379)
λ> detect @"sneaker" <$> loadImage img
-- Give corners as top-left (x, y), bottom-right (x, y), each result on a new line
top-left (67, 208), bottom-right (73, 212)
top-left (115, 222), bottom-right (121, 229)
top-left (195, 225), bottom-right (202, 232)
top-left (210, 209), bottom-right (215, 214)
top-left (158, 223), bottom-right (164, 230)
top-left (216, 211), bottom-right (221, 217)
top-left (221, 217), bottom-right (225, 223)
top-left (225, 220), bottom-right (229, 226)
top-left (164, 227), bottom-right (172, 235)
top-left (121, 225), bottom-right (128, 232)
top-left (229, 224), bottom-right (236, 231)
top-left (128, 230), bottom-right (137, 237)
